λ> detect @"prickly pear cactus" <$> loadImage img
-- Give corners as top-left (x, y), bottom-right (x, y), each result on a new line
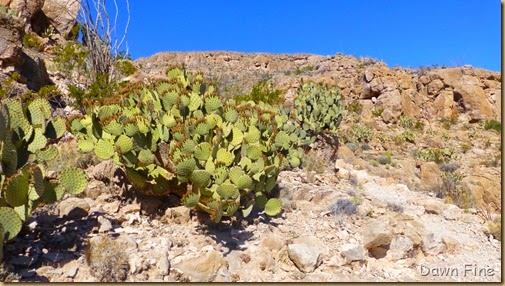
top-left (0, 98), bottom-right (87, 262)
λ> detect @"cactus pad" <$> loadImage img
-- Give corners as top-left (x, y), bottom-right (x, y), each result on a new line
top-left (264, 198), bottom-right (282, 216)
top-left (59, 167), bottom-right (87, 195)
top-left (94, 139), bottom-right (115, 160)
top-left (0, 207), bottom-right (22, 241)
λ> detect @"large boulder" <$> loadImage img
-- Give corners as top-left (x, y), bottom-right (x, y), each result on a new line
top-left (42, 0), bottom-right (80, 36)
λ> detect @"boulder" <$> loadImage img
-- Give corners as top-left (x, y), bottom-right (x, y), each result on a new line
top-left (420, 162), bottom-right (442, 191)
top-left (376, 90), bottom-right (403, 123)
top-left (339, 244), bottom-right (366, 264)
top-left (387, 235), bottom-right (413, 260)
top-left (42, 0), bottom-right (80, 36)
top-left (361, 218), bottom-right (394, 250)
top-left (173, 250), bottom-right (226, 282)
top-left (287, 243), bottom-right (323, 273)
top-left (0, 11), bottom-right (23, 67)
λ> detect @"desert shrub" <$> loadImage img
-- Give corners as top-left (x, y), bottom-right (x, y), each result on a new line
top-left (346, 100), bottom-right (363, 114)
top-left (484, 119), bottom-right (501, 133)
top-left (346, 124), bottom-right (373, 144)
top-left (22, 33), bottom-right (43, 51)
top-left (330, 198), bottom-right (358, 216)
top-left (398, 115), bottom-right (413, 129)
top-left (67, 73), bottom-right (118, 113)
top-left (386, 202), bottom-right (404, 213)
top-left (372, 107), bottom-right (384, 117)
top-left (415, 147), bottom-right (457, 164)
top-left (485, 221), bottom-right (501, 241)
top-left (235, 79), bottom-right (284, 105)
top-left (115, 59), bottom-right (137, 77)
top-left (85, 236), bottom-right (129, 282)
top-left (295, 65), bottom-right (314, 75)
top-left (460, 143), bottom-right (471, 153)
top-left (53, 41), bottom-right (89, 77)
top-left (377, 151), bottom-right (392, 165)
top-left (436, 171), bottom-right (474, 209)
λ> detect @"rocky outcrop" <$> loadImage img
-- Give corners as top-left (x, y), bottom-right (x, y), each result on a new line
top-left (135, 52), bottom-right (501, 123)
top-left (0, 8), bottom-right (24, 67)
top-left (41, 0), bottom-right (80, 36)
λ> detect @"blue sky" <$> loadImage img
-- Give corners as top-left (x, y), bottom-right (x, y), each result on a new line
top-left (111, 1), bottom-right (500, 71)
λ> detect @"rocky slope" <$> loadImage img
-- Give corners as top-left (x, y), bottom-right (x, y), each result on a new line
top-left (0, 5), bottom-right (502, 281)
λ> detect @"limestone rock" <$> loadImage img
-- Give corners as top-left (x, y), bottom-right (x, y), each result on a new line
top-left (287, 243), bottom-right (323, 273)
top-left (421, 232), bottom-right (446, 256)
top-left (420, 162), bottom-right (442, 191)
top-left (0, 12), bottom-right (23, 67)
top-left (387, 235), bottom-right (413, 260)
top-left (361, 218), bottom-right (394, 250)
top-left (173, 250), bottom-right (226, 282)
top-left (58, 198), bottom-right (90, 219)
top-left (376, 90), bottom-right (402, 123)
top-left (339, 244), bottom-right (366, 264)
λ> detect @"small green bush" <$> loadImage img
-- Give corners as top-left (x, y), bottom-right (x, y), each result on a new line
top-left (235, 80), bottom-right (284, 105)
top-left (484, 119), bottom-right (501, 133)
top-left (295, 65), bottom-right (314, 75)
top-left (398, 115), bottom-right (413, 129)
top-left (372, 108), bottom-right (384, 117)
top-left (22, 33), bottom-right (43, 51)
top-left (377, 151), bottom-right (392, 165)
top-left (346, 100), bottom-right (363, 114)
top-left (53, 41), bottom-right (89, 76)
top-left (347, 124), bottom-right (373, 143)
top-left (115, 59), bottom-right (137, 77)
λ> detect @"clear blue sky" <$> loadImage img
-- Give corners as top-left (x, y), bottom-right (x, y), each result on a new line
top-left (112, 1), bottom-right (500, 71)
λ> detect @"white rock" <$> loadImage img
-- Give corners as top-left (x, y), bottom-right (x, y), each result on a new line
top-left (287, 243), bottom-right (323, 273)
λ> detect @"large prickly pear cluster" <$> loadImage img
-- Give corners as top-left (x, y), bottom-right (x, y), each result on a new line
top-left (0, 98), bottom-right (87, 261)
top-left (70, 67), bottom-right (286, 222)
top-left (293, 82), bottom-right (344, 137)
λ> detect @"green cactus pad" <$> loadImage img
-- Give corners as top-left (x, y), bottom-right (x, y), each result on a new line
top-left (4, 170), bottom-right (29, 207)
top-left (124, 123), bottom-right (139, 136)
top-left (205, 159), bottom-right (215, 173)
top-left (70, 118), bottom-right (84, 133)
top-left (176, 157), bottom-right (196, 176)
top-left (289, 156), bottom-right (301, 168)
top-left (244, 126), bottom-right (261, 144)
top-left (46, 117), bottom-right (67, 139)
top-left (254, 192), bottom-right (267, 208)
top-left (77, 138), bottom-right (95, 153)
top-left (264, 198), bottom-right (282, 216)
top-left (246, 145), bottom-right (262, 161)
top-left (190, 170), bottom-right (211, 188)
top-left (103, 120), bottom-right (123, 136)
top-left (195, 122), bottom-right (210, 136)
top-left (274, 131), bottom-right (290, 150)
top-left (59, 167), bottom-right (87, 195)
top-left (27, 128), bottom-right (48, 153)
top-left (182, 192), bottom-right (200, 208)
top-left (94, 139), bottom-right (115, 160)
top-left (0, 207), bottom-right (22, 241)
top-left (216, 148), bottom-right (233, 166)
top-left (31, 165), bottom-right (45, 199)
top-left (28, 98), bottom-right (52, 125)
top-left (40, 181), bottom-right (64, 204)
top-left (114, 135), bottom-right (133, 154)
top-left (229, 128), bottom-right (243, 146)
top-left (204, 96), bottom-right (222, 113)
top-left (224, 108), bottom-right (238, 123)
top-left (265, 175), bottom-right (277, 193)
top-left (125, 167), bottom-right (147, 190)
top-left (181, 139), bottom-right (196, 154)
top-left (188, 92), bottom-right (202, 111)
top-left (213, 167), bottom-right (228, 185)
top-left (236, 175), bottom-right (253, 190)
top-left (35, 145), bottom-right (58, 161)
top-left (229, 166), bottom-right (244, 184)
top-left (137, 149), bottom-right (154, 166)
top-left (217, 183), bottom-right (239, 200)
top-left (161, 114), bottom-right (176, 128)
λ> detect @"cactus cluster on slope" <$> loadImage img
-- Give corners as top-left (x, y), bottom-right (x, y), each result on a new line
top-left (69, 67), bottom-right (345, 223)
top-left (0, 98), bottom-right (87, 261)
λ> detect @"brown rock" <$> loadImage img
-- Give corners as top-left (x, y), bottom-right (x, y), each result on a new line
top-left (427, 79), bottom-right (444, 95)
top-left (433, 90), bottom-right (454, 118)
top-left (361, 218), bottom-right (394, 250)
top-left (42, 0), bottom-right (80, 35)
top-left (174, 250), bottom-right (226, 282)
top-left (376, 90), bottom-right (403, 123)
top-left (454, 84), bottom-right (494, 121)
top-left (58, 197), bottom-right (90, 219)
top-left (420, 162), bottom-right (442, 191)
top-left (460, 167), bottom-right (501, 211)
top-left (0, 11), bottom-right (23, 67)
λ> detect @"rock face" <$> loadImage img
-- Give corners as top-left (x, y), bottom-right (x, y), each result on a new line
top-left (0, 10), bottom-right (24, 67)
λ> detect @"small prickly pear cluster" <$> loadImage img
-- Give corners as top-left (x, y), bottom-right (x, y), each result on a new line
top-left (0, 98), bottom-right (87, 261)
top-left (293, 82), bottom-right (344, 137)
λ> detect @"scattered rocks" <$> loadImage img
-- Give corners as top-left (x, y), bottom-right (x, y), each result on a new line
top-left (361, 218), bottom-right (394, 250)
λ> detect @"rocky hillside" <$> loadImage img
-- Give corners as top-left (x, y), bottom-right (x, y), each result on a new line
top-left (0, 3), bottom-right (502, 282)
